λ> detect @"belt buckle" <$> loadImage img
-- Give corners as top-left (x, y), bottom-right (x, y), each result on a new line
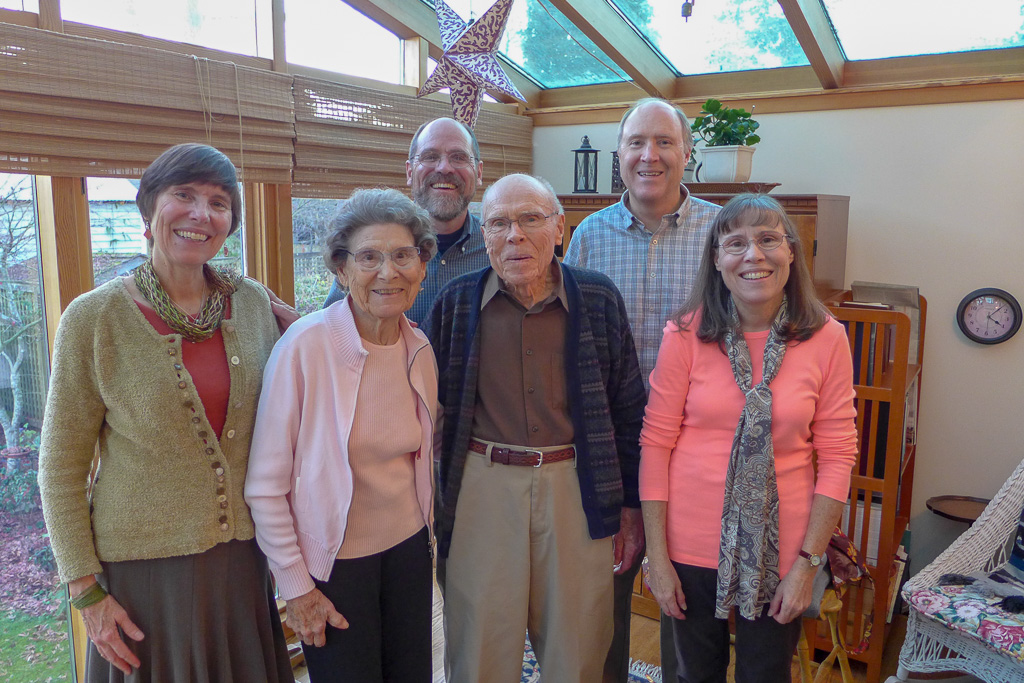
top-left (525, 449), bottom-right (544, 468)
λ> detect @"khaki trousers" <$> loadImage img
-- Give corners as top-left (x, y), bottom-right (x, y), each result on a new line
top-left (443, 449), bottom-right (614, 683)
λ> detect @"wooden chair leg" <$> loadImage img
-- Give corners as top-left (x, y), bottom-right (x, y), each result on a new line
top-left (797, 619), bottom-right (814, 683)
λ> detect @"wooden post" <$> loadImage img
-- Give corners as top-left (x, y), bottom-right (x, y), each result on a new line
top-left (244, 183), bottom-right (294, 305)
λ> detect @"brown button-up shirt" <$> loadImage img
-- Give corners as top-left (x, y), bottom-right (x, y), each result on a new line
top-left (471, 263), bottom-right (574, 447)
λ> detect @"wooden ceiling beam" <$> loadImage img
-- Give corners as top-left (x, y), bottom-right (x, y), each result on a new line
top-left (347, 0), bottom-right (540, 108)
top-left (546, 0), bottom-right (675, 99)
top-left (529, 78), bottom-right (1024, 126)
top-left (777, 0), bottom-right (845, 89)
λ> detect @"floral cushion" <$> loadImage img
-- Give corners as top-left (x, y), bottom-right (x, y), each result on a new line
top-left (907, 584), bottom-right (1024, 663)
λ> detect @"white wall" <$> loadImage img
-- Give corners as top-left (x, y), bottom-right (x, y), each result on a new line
top-left (533, 99), bottom-right (1024, 571)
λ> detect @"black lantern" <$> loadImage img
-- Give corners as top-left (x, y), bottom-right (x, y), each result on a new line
top-left (572, 135), bottom-right (599, 193)
top-left (610, 151), bottom-right (625, 193)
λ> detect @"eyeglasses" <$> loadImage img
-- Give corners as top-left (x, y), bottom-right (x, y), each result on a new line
top-left (343, 247), bottom-right (425, 271)
top-left (410, 151), bottom-right (477, 168)
top-left (715, 233), bottom-right (791, 256)
top-left (483, 212), bottom-right (558, 233)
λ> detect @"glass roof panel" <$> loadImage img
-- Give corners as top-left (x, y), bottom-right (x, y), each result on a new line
top-left (423, 0), bottom-right (629, 88)
top-left (822, 0), bottom-right (1024, 60)
top-left (61, 0), bottom-right (273, 58)
top-left (611, 0), bottom-right (809, 75)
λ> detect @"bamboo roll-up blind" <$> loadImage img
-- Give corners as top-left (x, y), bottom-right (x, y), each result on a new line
top-left (292, 76), bottom-right (532, 199)
top-left (0, 22), bottom-right (294, 182)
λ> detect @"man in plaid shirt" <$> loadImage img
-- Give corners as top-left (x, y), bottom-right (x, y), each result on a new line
top-left (563, 97), bottom-right (721, 683)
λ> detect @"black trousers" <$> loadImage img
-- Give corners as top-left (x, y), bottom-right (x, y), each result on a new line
top-left (303, 526), bottom-right (432, 683)
top-left (670, 563), bottom-right (802, 683)
top-left (603, 552), bottom-right (644, 682)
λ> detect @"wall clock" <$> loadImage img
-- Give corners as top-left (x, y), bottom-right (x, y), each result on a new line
top-left (956, 288), bottom-right (1021, 345)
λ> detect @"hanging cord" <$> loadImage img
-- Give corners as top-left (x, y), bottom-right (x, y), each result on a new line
top-left (232, 63), bottom-right (246, 184)
top-left (193, 56), bottom-right (215, 145)
top-left (534, 0), bottom-right (646, 94)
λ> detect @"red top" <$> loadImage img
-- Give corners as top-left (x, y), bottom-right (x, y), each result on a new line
top-left (135, 301), bottom-right (231, 438)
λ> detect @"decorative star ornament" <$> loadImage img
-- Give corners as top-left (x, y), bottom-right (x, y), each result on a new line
top-left (417, 0), bottom-right (525, 129)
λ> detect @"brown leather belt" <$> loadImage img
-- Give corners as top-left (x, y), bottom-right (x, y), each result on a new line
top-left (469, 438), bottom-right (576, 467)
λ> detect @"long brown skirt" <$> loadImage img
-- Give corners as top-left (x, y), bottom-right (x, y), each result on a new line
top-left (86, 539), bottom-right (293, 683)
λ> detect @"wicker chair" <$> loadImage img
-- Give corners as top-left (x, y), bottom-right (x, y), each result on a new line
top-left (886, 456), bottom-right (1024, 683)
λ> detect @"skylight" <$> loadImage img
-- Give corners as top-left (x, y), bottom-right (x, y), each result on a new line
top-left (424, 0), bottom-right (630, 88)
top-left (610, 0), bottom-right (809, 76)
top-left (821, 0), bottom-right (1024, 60)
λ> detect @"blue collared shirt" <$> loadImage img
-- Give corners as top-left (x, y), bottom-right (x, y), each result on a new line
top-left (323, 212), bottom-right (489, 324)
top-left (563, 188), bottom-right (720, 389)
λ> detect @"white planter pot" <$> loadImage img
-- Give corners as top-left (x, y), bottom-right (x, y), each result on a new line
top-left (697, 145), bottom-right (755, 183)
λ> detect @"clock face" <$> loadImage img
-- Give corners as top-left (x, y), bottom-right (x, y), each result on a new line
top-left (957, 288), bottom-right (1022, 345)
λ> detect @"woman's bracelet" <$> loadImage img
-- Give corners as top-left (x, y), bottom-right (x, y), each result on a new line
top-left (70, 581), bottom-right (109, 610)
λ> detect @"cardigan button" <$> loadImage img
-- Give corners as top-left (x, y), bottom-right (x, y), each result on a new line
top-left (177, 381), bottom-right (187, 389)
top-left (220, 523), bottom-right (229, 531)
top-left (174, 363), bottom-right (182, 370)
top-left (191, 417), bottom-right (201, 424)
top-left (219, 515), bottom-right (228, 523)
top-left (217, 495), bottom-right (227, 503)
top-left (226, 429), bottom-right (235, 439)
top-left (224, 325), bottom-right (234, 333)
top-left (198, 431), bottom-right (208, 439)
top-left (211, 461), bottom-right (221, 468)
top-left (205, 447), bottom-right (215, 455)
top-left (220, 501), bottom-right (228, 509)
top-left (168, 349), bottom-right (176, 356)
top-left (215, 468), bottom-right (225, 476)
top-left (230, 356), bottom-right (240, 365)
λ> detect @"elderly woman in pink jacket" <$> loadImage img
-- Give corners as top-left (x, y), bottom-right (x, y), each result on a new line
top-left (245, 187), bottom-right (437, 682)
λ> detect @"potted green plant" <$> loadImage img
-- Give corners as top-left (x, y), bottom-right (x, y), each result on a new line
top-left (691, 98), bottom-right (761, 183)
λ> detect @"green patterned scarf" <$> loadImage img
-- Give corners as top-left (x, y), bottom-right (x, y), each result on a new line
top-left (133, 260), bottom-right (238, 343)
top-left (715, 295), bottom-right (789, 620)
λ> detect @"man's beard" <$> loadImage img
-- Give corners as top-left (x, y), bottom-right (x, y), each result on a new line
top-left (413, 172), bottom-right (472, 223)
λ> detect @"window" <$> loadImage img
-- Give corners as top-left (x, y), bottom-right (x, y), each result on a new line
top-left (0, 173), bottom-right (69, 682)
top-left (285, 0), bottom-right (402, 84)
top-left (426, 0), bottom-right (629, 88)
top-left (0, 1), bottom-right (39, 11)
top-left (85, 178), bottom-right (245, 287)
top-left (611, 0), bottom-right (808, 76)
top-left (821, 0), bottom-right (1024, 60)
top-left (60, 0), bottom-right (273, 58)
top-left (291, 197), bottom-right (339, 315)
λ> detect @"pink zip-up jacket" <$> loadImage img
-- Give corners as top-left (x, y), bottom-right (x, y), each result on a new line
top-left (244, 297), bottom-right (437, 600)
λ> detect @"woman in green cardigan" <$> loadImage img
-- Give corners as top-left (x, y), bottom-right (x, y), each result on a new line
top-left (39, 143), bottom-right (295, 682)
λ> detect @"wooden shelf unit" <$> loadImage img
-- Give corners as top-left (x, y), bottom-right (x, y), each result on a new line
top-left (558, 191), bottom-right (850, 295)
top-left (815, 293), bottom-right (927, 683)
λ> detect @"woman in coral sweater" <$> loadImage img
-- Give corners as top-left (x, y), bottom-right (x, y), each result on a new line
top-left (640, 194), bottom-right (858, 682)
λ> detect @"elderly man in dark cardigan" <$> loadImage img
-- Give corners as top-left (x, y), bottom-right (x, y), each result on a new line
top-left (424, 173), bottom-right (646, 683)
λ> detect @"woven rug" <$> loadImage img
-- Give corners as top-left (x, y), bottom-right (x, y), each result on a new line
top-left (521, 636), bottom-right (662, 682)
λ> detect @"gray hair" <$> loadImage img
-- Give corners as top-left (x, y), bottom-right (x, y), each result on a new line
top-left (617, 98), bottom-right (694, 156)
top-left (481, 173), bottom-right (563, 215)
top-left (323, 188), bottom-right (438, 274)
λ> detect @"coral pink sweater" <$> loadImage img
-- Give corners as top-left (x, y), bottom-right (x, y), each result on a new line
top-left (639, 315), bottom-right (857, 578)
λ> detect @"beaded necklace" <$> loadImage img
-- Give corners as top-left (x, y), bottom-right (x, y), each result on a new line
top-left (133, 260), bottom-right (238, 343)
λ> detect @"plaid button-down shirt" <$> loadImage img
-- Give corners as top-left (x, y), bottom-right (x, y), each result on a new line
top-left (563, 189), bottom-right (720, 390)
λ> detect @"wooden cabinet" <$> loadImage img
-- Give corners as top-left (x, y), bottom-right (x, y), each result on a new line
top-left (558, 190), bottom-right (850, 295)
top-left (817, 293), bottom-right (927, 683)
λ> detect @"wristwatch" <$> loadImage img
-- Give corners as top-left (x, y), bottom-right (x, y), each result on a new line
top-left (799, 549), bottom-right (822, 567)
